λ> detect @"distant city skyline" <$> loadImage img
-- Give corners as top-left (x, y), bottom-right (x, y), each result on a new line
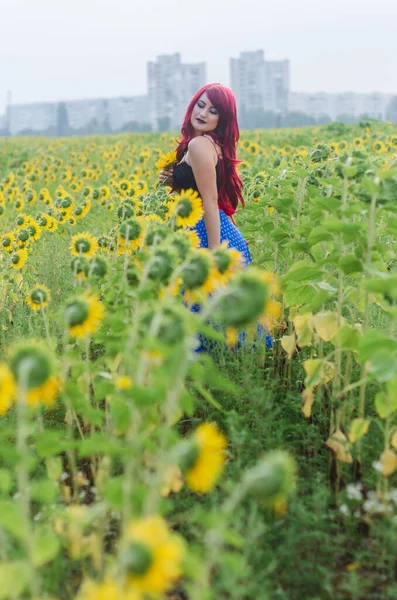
top-left (2, 50), bottom-right (396, 114)
top-left (3, 50), bottom-right (394, 137)
top-left (1, 0), bottom-right (397, 114)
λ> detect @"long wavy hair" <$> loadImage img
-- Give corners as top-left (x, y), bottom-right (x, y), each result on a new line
top-left (173, 83), bottom-right (244, 215)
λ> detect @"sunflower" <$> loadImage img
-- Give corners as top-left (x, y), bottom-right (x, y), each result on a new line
top-left (181, 250), bottom-right (218, 303)
top-left (214, 267), bottom-right (270, 329)
top-left (65, 293), bottom-right (105, 338)
top-left (121, 515), bottom-right (184, 596)
top-left (0, 363), bottom-right (16, 415)
top-left (10, 247), bottom-right (28, 270)
top-left (177, 422), bottom-right (227, 493)
top-left (135, 180), bottom-right (148, 195)
top-left (372, 140), bottom-right (387, 154)
top-left (16, 228), bottom-right (31, 248)
top-left (168, 189), bottom-right (203, 228)
top-left (118, 218), bottom-right (144, 249)
top-left (46, 215), bottom-right (58, 231)
top-left (387, 135), bottom-right (397, 150)
top-left (14, 198), bottom-right (24, 212)
top-left (82, 185), bottom-right (93, 198)
top-left (335, 140), bottom-right (348, 153)
top-left (100, 185), bottom-right (111, 199)
top-left (119, 180), bottom-right (132, 194)
top-left (0, 232), bottom-right (15, 253)
top-left (26, 284), bottom-right (51, 311)
top-left (77, 579), bottom-right (141, 600)
top-left (15, 213), bottom-right (31, 228)
top-left (353, 137), bottom-right (365, 148)
top-left (155, 150), bottom-right (177, 171)
top-left (8, 342), bottom-right (60, 406)
top-left (115, 375), bottom-right (133, 390)
top-left (225, 326), bottom-right (238, 348)
top-left (70, 232), bottom-right (99, 257)
top-left (248, 142), bottom-right (260, 156)
top-left (74, 206), bottom-right (84, 219)
top-left (27, 221), bottom-right (41, 241)
top-left (0, 204), bottom-right (4, 218)
top-left (184, 228), bottom-right (201, 248)
top-left (212, 244), bottom-right (244, 284)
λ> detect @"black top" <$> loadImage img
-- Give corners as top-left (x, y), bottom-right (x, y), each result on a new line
top-left (172, 159), bottom-right (222, 193)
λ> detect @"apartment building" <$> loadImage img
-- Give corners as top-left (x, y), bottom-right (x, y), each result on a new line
top-left (230, 50), bottom-right (290, 115)
top-left (289, 91), bottom-right (392, 121)
top-left (147, 53), bottom-right (206, 131)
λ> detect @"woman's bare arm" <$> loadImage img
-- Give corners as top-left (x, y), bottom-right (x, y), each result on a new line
top-left (188, 136), bottom-right (220, 248)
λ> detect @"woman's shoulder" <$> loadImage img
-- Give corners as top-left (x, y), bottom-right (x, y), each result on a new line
top-left (188, 135), bottom-right (222, 160)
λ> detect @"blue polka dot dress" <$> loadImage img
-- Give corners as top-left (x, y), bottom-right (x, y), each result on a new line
top-left (194, 209), bottom-right (252, 265)
top-left (172, 157), bottom-right (272, 350)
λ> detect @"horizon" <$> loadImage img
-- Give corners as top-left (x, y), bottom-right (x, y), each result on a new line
top-left (2, 85), bottom-right (395, 115)
top-left (1, 0), bottom-right (397, 114)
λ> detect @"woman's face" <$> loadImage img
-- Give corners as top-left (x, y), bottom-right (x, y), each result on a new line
top-left (191, 92), bottom-right (220, 135)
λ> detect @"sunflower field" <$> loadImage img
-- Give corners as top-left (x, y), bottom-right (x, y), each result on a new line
top-left (1, 119), bottom-right (397, 599)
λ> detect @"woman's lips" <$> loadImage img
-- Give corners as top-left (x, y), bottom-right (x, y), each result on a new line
top-left (196, 118), bottom-right (205, 124)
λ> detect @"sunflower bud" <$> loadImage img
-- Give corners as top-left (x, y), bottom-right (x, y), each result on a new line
top-left (212, 248), bottom-right (232, 274)
top-left (142, 308), bottom-right (185, 345)
top-left (181, 254), bottom-right (211, 290)
top-left (9, 343), bottom-right (52, 391)
top-left (117, 202), bottom-right (135, 220)
top-left (145, 226), bottom-right (169, 248)
top-left (85, 256), bottom-right (107, 279)
top-left (16, 229), bottom-right (30, 243)
top-left (119, 219), bottom-right (142, 243)
top-left (147, 249), bottom-right (175, 284)
top-left (214, 269), bottom-right (268, 328)
top-left (243, 451), bottom-right (296, 508)
top-left (1, 235), bottom-right (14, 250)
top-left (71, 256), bottom-right (88, 276)
top-left (120, 542), bottom-right (153, 576)
top-left (126, 265), bottom-right (140, 286)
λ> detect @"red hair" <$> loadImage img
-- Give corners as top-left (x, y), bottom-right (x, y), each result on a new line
top-left (173, 83), bottom-right (244, 216)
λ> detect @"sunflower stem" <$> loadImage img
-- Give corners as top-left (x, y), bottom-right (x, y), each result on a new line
top-left (16, 375), bottom-right (41, 597)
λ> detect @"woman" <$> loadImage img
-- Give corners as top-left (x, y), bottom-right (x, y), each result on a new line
top-left (159, 83), bottom-right (271, 349)
top-left (158, 82), bottom-right (251, 264)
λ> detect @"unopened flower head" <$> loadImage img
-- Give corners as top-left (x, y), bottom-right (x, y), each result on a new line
top-left (181, 250), bottom-right (217, 301)
top-left (118, 218), bottom-right (143, 249)
top-left (214, 267), bottom-right (269, 329)
top-left (243, 450), bottom-right (296, 512)
top-left (147, 248), bottom-right (176, 285)
top-left (84, 256), bottom-right (108, 279)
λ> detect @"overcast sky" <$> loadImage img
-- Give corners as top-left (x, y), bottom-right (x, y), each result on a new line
top-left (1, 0), bottom-right (396, 114)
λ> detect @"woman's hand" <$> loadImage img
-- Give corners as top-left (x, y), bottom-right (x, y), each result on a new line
top-left (158, 167), bottom-right (174, 187)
